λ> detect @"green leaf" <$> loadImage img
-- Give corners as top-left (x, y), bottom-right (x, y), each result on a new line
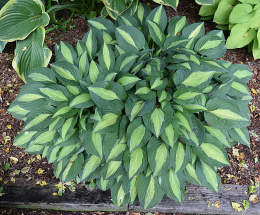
top-left (0, 0), bottom-right (50, 41)
top-left (115, 25), bottom-right (145, 52)
top-left (0, 40), bottom-right (7, 53)
top-left (147, 136), bottom-right (170, 176)
top-left (205, 98), bottom-right (250, 129)
top-left (137, 174), bottom-right (164, 209)
top-left (159, 168), bottom-right (185, 202)
top-left (127, 117), bottom-right (151, 152)
top-left (228, 127), bottom-right (250, 147)
top-left (12, 27), bottom-right (51, 82)
top-left (213, 0), bottom-right (236, 25)
top-left (51, 61), bottom-right (82, 84)
top-left (93, 113), bottom-right (120, 133)
top-left (99, 43), bottom-right (115, 71)
top-left (128, 148), bottom-right (147, 178)
top-left (196, 160), bottom-right (221, 192)
top-left (226, 24), bottom-right (256, 49)
top-left (81, 155), bottom-right (101, 181)
top-left (61, 153), bottom-right (84, 183)
top-left (229, 4), bottom-right (254, 24)
top-left (143, 104), bottom-right (173, 138)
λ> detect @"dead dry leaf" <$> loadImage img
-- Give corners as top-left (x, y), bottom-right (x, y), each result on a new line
top-left (249, 194), bottom-right (258, 203)
top-left (231, 202), bottom-right (242, 212)
top-left (9, 157), bottom-right (18, 164)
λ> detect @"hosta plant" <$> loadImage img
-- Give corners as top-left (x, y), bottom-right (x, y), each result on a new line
top-left (9, 4), bottom-right (252, 209)
top-left (199, 0), bottom-right (260, 59)
top-left (0, 0), bottom-right (87, 81)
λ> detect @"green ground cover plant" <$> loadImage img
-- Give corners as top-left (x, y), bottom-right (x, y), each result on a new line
top-left (199, 0), bottom-right (260, 59)
top-left (0, 0), bottom-right (103, 80)
top-left (8, 2), bottom-right (252, 210)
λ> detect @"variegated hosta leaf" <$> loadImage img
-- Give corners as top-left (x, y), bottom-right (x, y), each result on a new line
top-left (196, 160), bottom-right (221, 192)
top-left (228, 127), bottom-right (250, 147)
top-left (160, 119), bottom-right (180, 148)
top-left (124, 147), bottom-right (148, 178)
top-left (99, 43), bottom-right (115, 71)
top-left (12, 27), bottom-right (52, 82)
top-left (82, 126), bottom-right (103, 158)
top-left (50, 61), bottom-right (82, 84)
top-left (143, 103), bottom-right (173, 138)
top-left (204, 125), bottom-right (231, 147)
top-left (193, 134), bottom-right (229, 167)
top-left (147, 137), bottom-right (170, 176)
top-left (80, 155), bottom-right (101, 181)
top-left (126, 117), bottom-right (151, 152)
top-left (60, 153), bottom-right (84, 183)
top-left (115, 25), bottom-right (145, 53)
top-left (204, 98), bottom-right (250, 129)
top-left (111, 182), bottom-right (130, 207)
top-left (137, 174), bottom-right (164, 209)
top-left (96, 176), bottom-right (115, 191)
top-left (184, 163), bottom-right (201, 185)
top-left (170, 142), bottom-right (191, 173)
top-left (55, 41), bottom-right (77, 65)
top-left (0, 0), bottom-right (49, 42)
top-left (103, 133), bottom-right (126, 163)
top-left (159, 168), bottom-right (186, 202)
top-left (88, 81), bottom-right (126, 111)
top-left (102, 160), bottom-right (124, 180)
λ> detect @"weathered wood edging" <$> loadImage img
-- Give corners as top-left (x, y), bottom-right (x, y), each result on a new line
top-left (0, 179), bottom-right (259, 214)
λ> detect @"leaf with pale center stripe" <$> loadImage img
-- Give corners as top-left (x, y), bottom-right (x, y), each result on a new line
top-left (184, 163), bottom-right (201, 185)
top-left (205, 98), bottom-right (249, 129)
top-left (93, 113), bottom-right (120, 134)
top-left (137, 174), bottom-right (164, 209)
top-left (69, 92), bottom-right (95, 109)
top-left (81, 155), bottom-right (101, 181)
top-left (99, 43), bottom-right (115, 71)
top-left (127, 117), bottom-right (151, 152)
top-left (159, 168), bottom-right (185, 203)
top-left (228, 127), bottom-right (250, 147)
top-left (143, 104), bottom-right (173, 138)
top-left (147, 137), bottom-right (169, 176)
top-left (115, 25), bottom-right (145, 53)
top-left (128, 148), bottom-right (147, 178)
top-left (196, 160), bottom-right (220, 192)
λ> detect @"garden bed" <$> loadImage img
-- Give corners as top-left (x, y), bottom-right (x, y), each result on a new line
top-left (0, 0), bottom-right (260, 214)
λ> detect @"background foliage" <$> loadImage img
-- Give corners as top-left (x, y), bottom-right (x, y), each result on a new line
top-left (199, 0), bottom-right (260, 59)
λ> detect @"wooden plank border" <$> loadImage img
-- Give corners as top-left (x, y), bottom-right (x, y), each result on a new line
top-left (0, 179), bottom-right (259, 214)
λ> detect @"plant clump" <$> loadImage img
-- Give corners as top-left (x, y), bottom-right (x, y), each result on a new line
top-left (199, 0), bottom-right (260, 59)
top-left (9, 3), bottom-right (252, 209)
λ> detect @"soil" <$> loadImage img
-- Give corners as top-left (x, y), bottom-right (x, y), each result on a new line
top-left (0, 0), bottom-right (260, 214)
